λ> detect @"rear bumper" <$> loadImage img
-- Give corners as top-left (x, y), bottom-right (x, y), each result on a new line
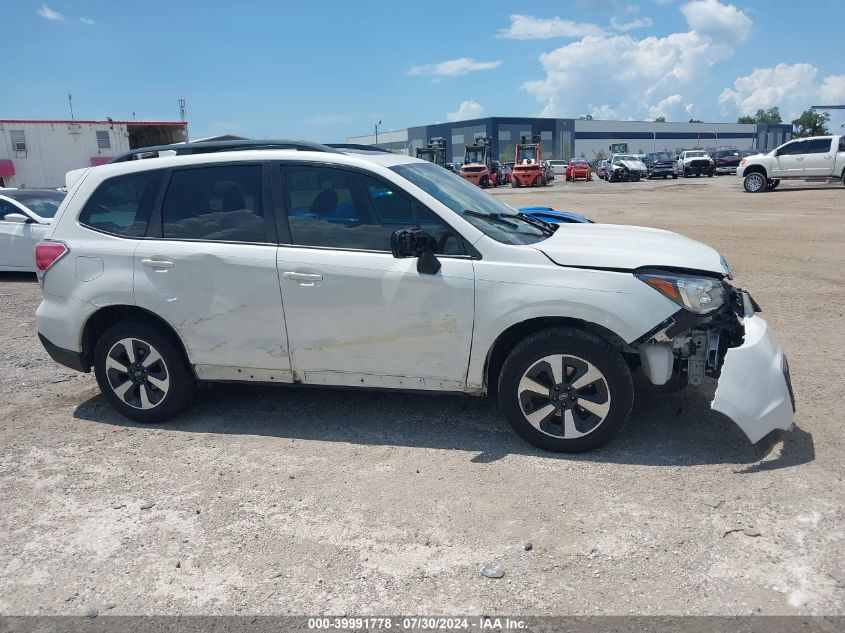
top-left (38, 333), bottom-right (89, 372)
top-left (711, 315), bottom-right (795, 446)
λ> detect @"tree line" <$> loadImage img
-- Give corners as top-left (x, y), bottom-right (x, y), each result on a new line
top-left (649, 106), bottom-right (834, 137)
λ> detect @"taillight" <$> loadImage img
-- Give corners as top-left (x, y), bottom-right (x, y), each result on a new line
top-left (35, 241), bottom-right (68, 272)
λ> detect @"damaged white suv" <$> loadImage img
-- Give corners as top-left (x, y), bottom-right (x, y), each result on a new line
top-left (35, 141), bottom-right (795, 453)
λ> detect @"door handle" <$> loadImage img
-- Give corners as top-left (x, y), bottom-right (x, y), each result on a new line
top-left (282, 271), bottom-right (323, 281)
top-left (141, 258), bottom-right (175, 270)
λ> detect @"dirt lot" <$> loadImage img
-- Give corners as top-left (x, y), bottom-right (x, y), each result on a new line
top-left (1, 175), bottom-right (843, 616)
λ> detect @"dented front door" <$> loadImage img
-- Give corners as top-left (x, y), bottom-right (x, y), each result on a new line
top-left (277, 247), bottom-right (475, 387)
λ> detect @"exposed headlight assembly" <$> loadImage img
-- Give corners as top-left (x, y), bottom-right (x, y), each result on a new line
top-left (636, 272), bottom-right (727, 314)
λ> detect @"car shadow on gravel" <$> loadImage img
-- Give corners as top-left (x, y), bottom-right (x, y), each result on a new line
top-left (73, 381), bottom-right (814, 470)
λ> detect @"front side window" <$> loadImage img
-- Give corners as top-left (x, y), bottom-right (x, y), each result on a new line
top-left (79, 170), bottom-right (164, 237)
top-left (0, 199), bottom-right (19, 221)
top-left (283, 165), bottom-right (463, 254)
top-left (805, 138), bottom-right (833, 154)
top-left (161, 165), bottom-right (266, 242)
top-left (779, 140), bottom-right (807, 156)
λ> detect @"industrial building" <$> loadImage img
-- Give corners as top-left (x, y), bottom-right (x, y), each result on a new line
top-left (0, 119), bottom-right (188, 188)
top-left (348, 117), bottom-right (794, 162)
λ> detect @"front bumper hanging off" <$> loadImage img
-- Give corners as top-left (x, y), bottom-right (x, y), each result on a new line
top-left (711, 314), bottom-right (796, 450)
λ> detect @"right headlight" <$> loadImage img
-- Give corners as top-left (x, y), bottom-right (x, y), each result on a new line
top-left (635, 272), bottom-right (726, 314)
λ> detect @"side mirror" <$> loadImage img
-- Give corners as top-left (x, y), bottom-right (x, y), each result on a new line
top-left (4, 213), bottom-right (30, 224)
top-left (390, 228), bottom-right (441, 275)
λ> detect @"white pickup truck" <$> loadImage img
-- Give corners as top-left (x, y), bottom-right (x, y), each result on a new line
top-left (738, 135), bottom-right (845, 192)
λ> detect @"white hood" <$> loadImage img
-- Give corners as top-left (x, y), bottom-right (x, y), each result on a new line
top-left (534, 223), bottom-right (726, 274)
top-left (614, 159), bottom-right (646, 171)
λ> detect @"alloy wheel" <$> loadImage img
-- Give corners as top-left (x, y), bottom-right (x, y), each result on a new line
top-left (517, 354), bottom-right (611, 439)
top-left (105, 338), bottom-right (170, 410)
top-left (745, 173), bottom-right (765, 192)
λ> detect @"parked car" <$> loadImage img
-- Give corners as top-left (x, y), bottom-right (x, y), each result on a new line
top-left (642, 152), bottom-right (679, 179)
top-left (677, 150), bottom-right (714, 177)
top-left (596, 160), bottom-right (609, 179)
top-left (541, 160), bottom-right (555, 181)
top-left (518, 206), bottom-right (592, 224)
top-left (565, 159), bottom-right (593, 181)
top-left (606, 155), bottom-right (648, 182)
top-left (502, 163), bottom-right (513, 185)
top-left (0, 189), bottom-right (66, 272)
top-left (35, 140), bottom-right (795, 454)
top-left (548, 160), bottom-right (568, 176)
top-left (711, 149), bottom-right (743, 175)
top-left (738, 135), bottom-right (845, 192)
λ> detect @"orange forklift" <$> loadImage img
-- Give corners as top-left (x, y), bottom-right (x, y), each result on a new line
top-left (460, 137), bottom-right (498, 188)
top-left (511, 135), bottom-right (547, 187)
top-left (415, 137), bottom-right (448, 168)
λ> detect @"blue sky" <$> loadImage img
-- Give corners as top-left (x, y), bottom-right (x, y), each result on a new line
top-left (2, 0), bottom-right (844, 141)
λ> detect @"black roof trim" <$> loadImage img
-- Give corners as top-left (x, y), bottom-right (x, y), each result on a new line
top-left (108, 139), bottom-right (342, 163)
top-left (324, 143), bottom-right (393, 154)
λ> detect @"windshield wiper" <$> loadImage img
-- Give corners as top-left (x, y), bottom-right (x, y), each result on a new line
top-left (514, 212), bottom-right (558, 235)
top-left (463, 209), bottom-right (519, 229)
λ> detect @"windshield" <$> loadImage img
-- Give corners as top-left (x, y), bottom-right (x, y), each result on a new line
top-left (391, 162), bottom-right (550, 245)
top-left (4, 191), bottom-right (65, 218)
top-left (686, 151), bottom-right (706, 157)
top-left (465, 149), bottom-right (485, 164)
top-left (614, 155), bottom-right (637, 162)
top-left (516, 147), bottom-right (537, 163)
top-left (650, 152), bottom-right (673, 160)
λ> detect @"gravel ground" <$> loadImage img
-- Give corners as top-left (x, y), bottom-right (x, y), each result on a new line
top-left (0, 174), bottom-right (843, 616)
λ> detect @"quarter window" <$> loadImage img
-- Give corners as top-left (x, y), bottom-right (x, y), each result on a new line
top-left (283, 165), bottom-right (463, 254)
top-left (161, 165), bottom-right (266, 242)
top-left (839, 137), bottom-right (845, 152)
top-left (79, 170), bottom-right (164, 237)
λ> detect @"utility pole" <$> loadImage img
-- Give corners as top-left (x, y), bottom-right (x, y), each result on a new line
top-left (375, 120), bottom-right (382, 145)
top-left (178, 98), bottom-right (188, 142)
top-left (68, 93), bottom-right (74, 122)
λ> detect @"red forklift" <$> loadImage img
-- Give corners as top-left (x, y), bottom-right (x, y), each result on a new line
top-left (511, 135), bottom-right (547, 187)
top-left (415, 137), bottom-right (448, 168)
top-left (460, 137), bottom-right (498, 188)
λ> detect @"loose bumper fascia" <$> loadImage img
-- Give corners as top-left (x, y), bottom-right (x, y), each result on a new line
top-left (711, 315), bottom-right (795, 446)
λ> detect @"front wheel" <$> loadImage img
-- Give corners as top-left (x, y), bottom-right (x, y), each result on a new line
top-left (94, 320), bottom-right (196, 423)
top-left (672, 174), bottom-right (678, 179)
top-left (743, 172), bottom-right (766, 193)
top-left (498, 328), bottom-right (634, 453)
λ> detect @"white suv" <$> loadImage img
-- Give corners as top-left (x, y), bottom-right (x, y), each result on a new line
top-left (35, 141), bottom-right (796, 453)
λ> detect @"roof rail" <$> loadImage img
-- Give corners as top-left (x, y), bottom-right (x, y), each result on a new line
top-left (324, 143), bottom-right (393, 153)
top-left (108, 139), bottom-right (340, 163)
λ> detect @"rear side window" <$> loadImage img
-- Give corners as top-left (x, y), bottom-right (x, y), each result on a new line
top-left (79, 170), bottom-right (164, 237)
top-left (161, 165), bottom-right (266, 242)
top-left (805, 138), bottom-right (833, 154)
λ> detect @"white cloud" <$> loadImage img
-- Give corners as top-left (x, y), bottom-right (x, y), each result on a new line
top-left (680, 0), bottom-right (752, 44)
top-left (497, 14), bottom-right (608, 39)
top-left (522, 0), bottom-right (752, 120)
top-left (685, 103), bottom-right (695, 114)
top-left (80, 17), bottom-right (95, 25)
top-left (408, 58), bottom-right (502, 79)
top-left (719, 65), bottom-right (845, 120)
top-left (588, 105), bottom-right (620, 120)
top-left (447, 101), bottom-right (484, 122)
top-left (820, 75), bottom-right (845, 104)
top-left (36, 4), bottom-right (64, 20)
top-left (648, 94), bottom-right (685, 119)
top-left (610, 16), bottom-right (654, 31)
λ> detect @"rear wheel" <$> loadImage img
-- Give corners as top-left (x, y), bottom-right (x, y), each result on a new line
top-left (511, 180), bottom-right (519, 188)
top-left (766, 179), bottom-right (780, 190)
top-left (94, 320), bottom-right (196, 423)
top-left (743, 172), bottom-right (766, 193)
top-left (498, 328), bottom-right (634, 453)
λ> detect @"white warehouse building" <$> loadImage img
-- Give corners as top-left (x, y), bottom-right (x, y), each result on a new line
top-left (0, 119), bottom-right (188, 189)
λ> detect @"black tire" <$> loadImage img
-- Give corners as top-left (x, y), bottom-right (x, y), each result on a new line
top-left (511, 180), bottom-right (519, 188)
top-left (672, 174), bottom-right (678, 179)
top-left (743, 172), bottom-right (766, 193)
top-left (707, 170), bottom-right (714, 177)
top-left (498, 328), bottom-right (634, 453)
top-left (766, 179), bottom-right (780, 190)
top-left (663, 175), bottom-right (668, 180)
top-left (94, 319), bottom-right (196, 423)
